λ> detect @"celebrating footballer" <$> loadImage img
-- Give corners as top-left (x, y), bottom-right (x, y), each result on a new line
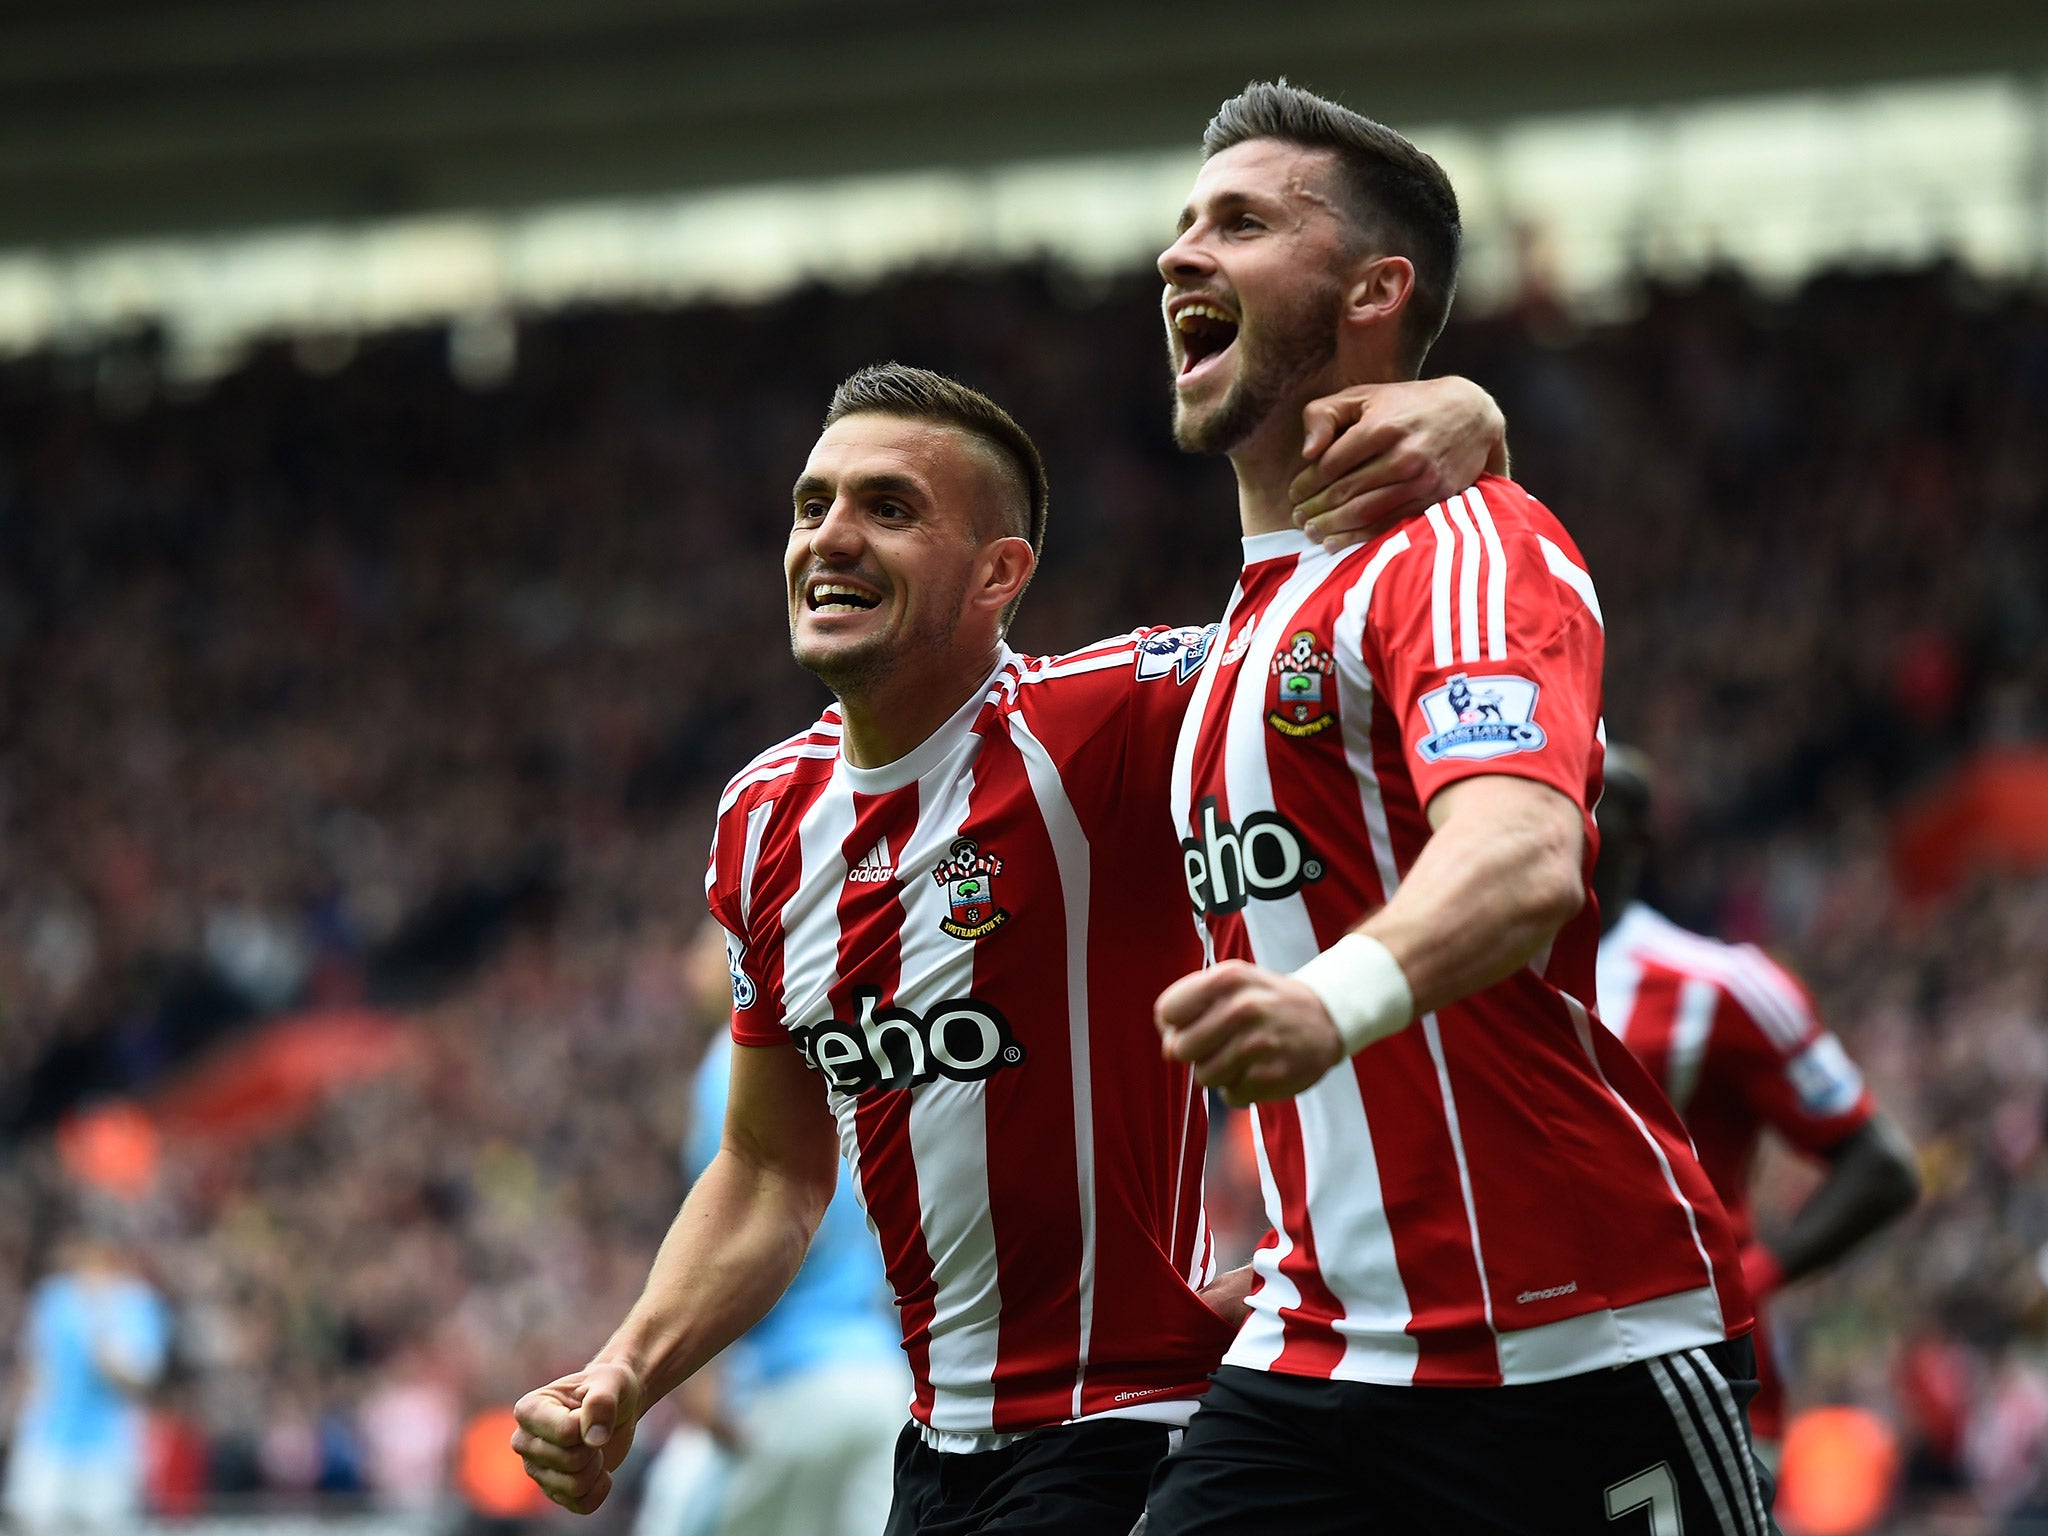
top-left (1142, 81), bottom-right (1778, 1535)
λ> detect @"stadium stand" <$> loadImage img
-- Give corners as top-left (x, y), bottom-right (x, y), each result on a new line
top-left (0, 260), bottom-right (2043, 1530)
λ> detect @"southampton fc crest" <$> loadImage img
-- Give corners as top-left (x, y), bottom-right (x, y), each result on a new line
top-left (1267, 630), bottom-right (1338, 738)
top-left (933, 837), bottom-right (1010, 941)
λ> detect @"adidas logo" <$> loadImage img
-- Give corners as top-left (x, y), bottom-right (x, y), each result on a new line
top-left (847, 837), bottom-right (895, 884)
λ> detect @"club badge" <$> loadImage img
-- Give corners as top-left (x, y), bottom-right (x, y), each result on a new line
top-left (933, 837), bottom-right (1010, 941)
top-left (1267, 629), bottom-right (1338, 738)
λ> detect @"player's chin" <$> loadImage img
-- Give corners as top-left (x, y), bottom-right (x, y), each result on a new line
top-left (791, 619), bottom-right (894, 680)
top-left (1172, 393), bottom-right (1239, 455)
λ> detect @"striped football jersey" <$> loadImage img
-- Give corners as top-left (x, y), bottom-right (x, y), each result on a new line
top-left (1168, 475), bottom-right (1749, 1388)
top-left (1596, 902), bottom-right (1873, 1243)
top-left (706, 628), bottom-right (1237, 1438)
top-left (1597, 900), bottom-right (1875, 1437)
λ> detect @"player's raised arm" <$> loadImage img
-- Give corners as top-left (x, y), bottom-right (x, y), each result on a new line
top-left (1289, 376), bottom-right (1508, 549)
top-left (510, 1039), bottom-right (839, 1514)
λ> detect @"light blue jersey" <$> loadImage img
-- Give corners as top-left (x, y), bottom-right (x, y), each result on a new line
top-left (12, 1270), bottom-right (170, 1465)
top-left (688, 1038), bottom-right (900, 1403)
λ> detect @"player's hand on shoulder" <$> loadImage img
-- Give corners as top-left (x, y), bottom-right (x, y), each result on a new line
top-left (1156, 958), bottom-right (1346, 1107)
top-left (511, 1358), bottom-right (646, 1515)
top-left (1291, 377), bottom-right (1506, 550)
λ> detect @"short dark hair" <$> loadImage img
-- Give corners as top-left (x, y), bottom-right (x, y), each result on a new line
top-left (823, 363), bottom-right (1048, 630)
top-left (1204, 79), bottom-right (1462, 373)
top-left (824, 363), bottom-right (1047, 556)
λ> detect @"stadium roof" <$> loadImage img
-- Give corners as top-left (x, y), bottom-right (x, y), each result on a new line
top-left (9, 0), bottom-right (2048, 249)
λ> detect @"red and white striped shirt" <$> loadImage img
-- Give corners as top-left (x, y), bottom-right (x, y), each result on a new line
top-left (1596, 903), bottom-right (1872, 1244)
top-left (706, 629), bottom-right (1237, 1438)
top-left (1169, 475), bottom-right (1749, 1388)
top-left (1597, 901), bottom-right (1873, 1435)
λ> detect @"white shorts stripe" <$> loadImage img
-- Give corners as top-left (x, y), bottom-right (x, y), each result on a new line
top-left (1683, 1348), bottom-right (1772, 1531)
top-left (1648, 1356), bottom-right (1747, 1536)
top-left (1666, 1351), bottom-right (1762, 1536)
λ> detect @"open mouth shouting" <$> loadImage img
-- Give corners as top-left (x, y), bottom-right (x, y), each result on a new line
top-left (1170, 295), bottom-right (1240, 385)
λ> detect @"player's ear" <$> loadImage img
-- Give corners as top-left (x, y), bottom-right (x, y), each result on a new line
top-left (977, 536), bottom-right (1035, 616)
top-left (1342, 254), bottom-right (1414, 333)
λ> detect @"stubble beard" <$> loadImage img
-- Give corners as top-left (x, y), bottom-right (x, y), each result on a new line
top-left (1171, 278), bottom-right (1344, 455)
top-left (790, 569), bottom-right (972, 703)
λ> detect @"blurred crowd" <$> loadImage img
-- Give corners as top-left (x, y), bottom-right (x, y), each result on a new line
top-left (0, 259), bottom-right (2043, 1531)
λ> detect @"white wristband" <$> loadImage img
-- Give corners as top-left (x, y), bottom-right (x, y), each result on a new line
top-left (1293, 933), bottom-right (1416, 1056)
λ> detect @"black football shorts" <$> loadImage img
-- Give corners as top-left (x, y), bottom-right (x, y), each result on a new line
top-left (1144, 1337), bottom-right (1779, 1535)
top-left (885, 1416), bottom-right (1175, 1536)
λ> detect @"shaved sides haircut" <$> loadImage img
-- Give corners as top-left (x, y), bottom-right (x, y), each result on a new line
top-left (824, 364), bottom-right (1049, 630)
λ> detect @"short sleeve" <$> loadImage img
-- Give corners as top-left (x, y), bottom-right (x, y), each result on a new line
top-left (1710, 953), bottom-right (1874, 1157)
top-left (706, 805), bottom-right (786, 1049)
top-left (1364, 481), bottom-right (1602, 812)
top-left (1119, 622), bottom-right (1218, 794)
top-left (1011, 625), bottom-right (1216, 831)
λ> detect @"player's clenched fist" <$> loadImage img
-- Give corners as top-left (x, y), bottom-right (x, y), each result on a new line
top-left (510, 1360), bottom-right (645, 1515)
top-left (1156, 959), bottom-right (1346, 1106)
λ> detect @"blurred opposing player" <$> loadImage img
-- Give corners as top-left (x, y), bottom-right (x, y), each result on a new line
top-left (3, 1228), bottom-right (171, 1535)
top-left (512, 363), bottom-right (1506, 1534)
top-left (1148, 81), bottom-right (1771, 1534)
top-left (1594, 745), bottom-right (1920, 1460)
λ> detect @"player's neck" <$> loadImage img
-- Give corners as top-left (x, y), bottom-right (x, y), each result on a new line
top-left (1228, 356), bottom-right (1400, 538)
top-left (1227, 411), bottom-right (1313, 538)
top-left (835, 644), bottom-right (1004, 769)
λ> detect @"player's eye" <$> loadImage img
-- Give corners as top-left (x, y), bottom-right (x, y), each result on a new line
top-left (795, 499), bottom-right (827, 521)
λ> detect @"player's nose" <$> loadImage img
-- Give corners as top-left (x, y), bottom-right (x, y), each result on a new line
top-left (808, 496), bottom-right (867, 559)
top-left (1158, 225), bottom-right (1214, 285)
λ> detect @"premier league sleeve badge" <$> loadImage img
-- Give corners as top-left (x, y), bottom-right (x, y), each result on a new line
top-left (1413, 673), bottom-right (1547, 762)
